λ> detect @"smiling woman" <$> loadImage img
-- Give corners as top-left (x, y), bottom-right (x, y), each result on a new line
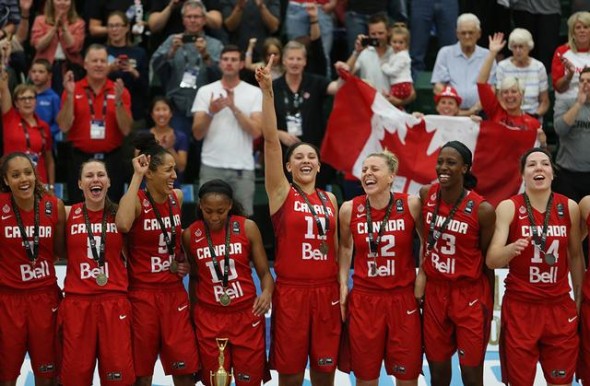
top-left (0, 70), bottom-right (55, 187)
top-left (476, 32), bottom-right (546, 146)
top-left (418, 141), bottom-right (496, 386)
top-left (486, 148), bottom-right (584, 385)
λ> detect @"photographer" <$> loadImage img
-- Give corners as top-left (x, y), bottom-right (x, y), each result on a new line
top-left (346, 12), bottom-right (415, 107)
top-left (151, 0), bottom-right (223, 137)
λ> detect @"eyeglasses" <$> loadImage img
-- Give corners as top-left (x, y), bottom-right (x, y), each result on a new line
top-left (107, 23), bottom-right (127, 29)
top-left (16, 95), bottom-right (36, 102)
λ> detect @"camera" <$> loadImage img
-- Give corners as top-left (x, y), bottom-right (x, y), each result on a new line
top-left (182, 34), bottom-right (198, 44)
top-left (361, 37), bottom-right (380, 47)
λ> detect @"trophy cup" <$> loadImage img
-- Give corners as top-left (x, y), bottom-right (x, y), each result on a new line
top-left (210, 338), bottom-right (233, 386)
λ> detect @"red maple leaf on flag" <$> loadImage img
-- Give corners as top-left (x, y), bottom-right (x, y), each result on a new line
top-left (380, 119), bottom-right (438, 185)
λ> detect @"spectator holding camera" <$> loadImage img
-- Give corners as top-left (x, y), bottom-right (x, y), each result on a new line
top-left (151, 0), bottom-right (223, 137)
top-left (106, 11), bottom-right (149, 122)
top-left (346, 13), bottom-right (415, 107)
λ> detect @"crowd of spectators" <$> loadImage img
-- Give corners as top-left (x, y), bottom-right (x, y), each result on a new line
top-left (0, 0), bottom-right (586, 209)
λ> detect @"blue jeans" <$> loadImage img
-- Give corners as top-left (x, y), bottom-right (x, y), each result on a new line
top-left (344, 11), bottom-right (369, 55)
top-left (410, 0), bottom-right (458, 72)
top-left (285, 2), bottom-right (334, 75)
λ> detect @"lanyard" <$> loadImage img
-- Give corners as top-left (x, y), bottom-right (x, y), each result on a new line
top-left (427, 189), bottom-right (466, 251)
top-left (523, 192), bottom-right (554, 254)
top-left (283, 90), bottom-right (303, 114)
top-left (145, 191), bottom-right (176, 258)
top-left (84, 87), bottom-right (108, 121)
top-left (292, 184), bottom-right (330, 238)
top-left (11, 195), bottom-right (40, 263)
top-left (204, 216), bottom-right (231, 288)
top-left (82, 204), bottom-right (108, 268)
top-left (20, 118), bottom-right (46, 153)
top-left (365, 193), bottom-right (394, 255)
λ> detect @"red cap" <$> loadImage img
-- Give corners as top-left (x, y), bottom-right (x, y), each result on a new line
top-left (434, 86), bottom-right (462, 106)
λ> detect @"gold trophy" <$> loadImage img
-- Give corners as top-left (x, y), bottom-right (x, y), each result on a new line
top-left (210, 338), bottom-right (233, 386)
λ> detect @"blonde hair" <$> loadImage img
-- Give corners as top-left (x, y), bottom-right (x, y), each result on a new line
top-left (498, 76), bottom-right (524, 94)
top-left (508, 28), bottom-right (534, 51)
top-left (366, 150), bottom-right (399, 174)
top-left (390, 25), bottom-right (410, 46)
top-left (568, 11), bottom-right (590, 52)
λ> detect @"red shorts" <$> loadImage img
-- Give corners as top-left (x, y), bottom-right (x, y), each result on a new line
top-left (270, 281), bottom-right (341, 374)
top-left (347, 287), bottom-right (422, 381)
top-left (423, 275), bottom-right (491, 366)
top-left (579, 301), bottom-right (590, 383)
top-left (128, 286), bottom-right (199, 376)
top-left (500, 295), bottom-right (578, 385)
top-left (60, 294), bottom-right (135, 386)
top-left (0, 287), bottom-right (60, 381)
top-left (194, 302), bottom-right (269, 386)
top-left (390, 82), bottom-right (413, 100)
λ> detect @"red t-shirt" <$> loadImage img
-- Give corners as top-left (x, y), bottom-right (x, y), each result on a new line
top-left (271, 186), bottom-right (338, 284)
top-left (64, 203), bottom-right (128, 295)
top-left (187, 216), bottom-right (257, 308)
top-left (422, 184), bottom-right (485, 281)
top-left (477, 82), bottom-right (540, 131)
top-left (505, 193), bottom-right (572, 302)
top-left (61, 78), bottom-right (131, 153)
top-left (350, 193), bottom-right (416, 291)
top-left (126, 190), bottom-right (183, 289)
top-left (0, 192), bottom-right (59, 291)
top-left (2, 108), bottom-right (52, 183)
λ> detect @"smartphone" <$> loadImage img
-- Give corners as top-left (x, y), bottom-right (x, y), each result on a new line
top-left (182, 34), bottom-right (198, 44)
top-left (118, 54), bottom-right (129, 64)
top-left (361, 37), bottom-right (379, 47)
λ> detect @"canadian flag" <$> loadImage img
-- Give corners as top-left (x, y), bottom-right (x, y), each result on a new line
top-left (321, 73), bottom-right (538, 207)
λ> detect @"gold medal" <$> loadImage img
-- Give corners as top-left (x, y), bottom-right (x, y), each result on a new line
top-left (96, 273), bottom-right (108, 286)
top-left (320, 241), bottom-right (329, 255)
top-left (170, 260), bottom-right (179, 273)
top-left (219, 292), bottom-right (232, 306)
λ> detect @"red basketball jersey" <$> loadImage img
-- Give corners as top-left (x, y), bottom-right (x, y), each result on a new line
top-left (126, 190), bottom-right (183, 288)
top-left (0, 192), bottom-right (59, 290)
top-left (584, 212), bottom-right (590, 302)
top-left (350, 193), bottom-right (416, 290)
top-left (64, 203), bottom-right (128, 295)
top-left (505, 193), bottom-right (571, 301)
top-left (187, 216), bottom-right (256, 307)
top-left (422, 184), bottom-right (485, 281)
top-left (271, 187), bottom-right (337, 283)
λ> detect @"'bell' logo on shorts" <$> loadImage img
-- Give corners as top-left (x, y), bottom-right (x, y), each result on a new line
top-left (392, 365), bottom-right (406, 374)
top-left (551, 369), bottom-right (567, 378)
top-left (317, 358), bottom-right (333, 366)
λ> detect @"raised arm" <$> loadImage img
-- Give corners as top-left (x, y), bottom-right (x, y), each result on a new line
top-left (477, 33), bottom-right (504, 85)
top-left (255, 55), bottom-right (291, 214)
top-left (115, 154), bottom-right (147, 233)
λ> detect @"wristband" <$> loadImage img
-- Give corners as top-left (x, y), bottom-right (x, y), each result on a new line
top-left (310, 20), bottom-right (318, 24)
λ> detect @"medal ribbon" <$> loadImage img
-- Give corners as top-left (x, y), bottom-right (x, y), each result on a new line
top-left (204, 216), bottom-right (231, 288)
top-left (427, 189), bottom-right (466, 251)
top-left (11, 195), bottom-right (39, 263)
top-left (523, 192), bottom-right (553, 254)
top-left (292, 184), bottom-right (330, 240)
top-left (82, 204), bottom-right (108, 269)
top-left (365, 193), bottom-right (394, 256)
top-left (145, 191), bottom-right (177, 260)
